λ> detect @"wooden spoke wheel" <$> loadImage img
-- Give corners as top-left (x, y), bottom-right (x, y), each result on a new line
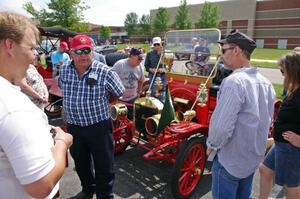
top-left (171, 137), bottom-right (206, 199)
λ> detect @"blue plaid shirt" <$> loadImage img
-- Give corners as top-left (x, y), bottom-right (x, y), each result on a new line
top-left (59, 60), bottom-right (124, 126)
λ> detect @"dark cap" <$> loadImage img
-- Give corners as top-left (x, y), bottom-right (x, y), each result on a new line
top-left (129, 47), bottom-right (143, 59)
top-left (218, 29), bottom-right (256, 54)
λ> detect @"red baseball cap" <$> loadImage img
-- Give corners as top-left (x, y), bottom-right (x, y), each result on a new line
top-left (70, 34), bottom-right (93, 50)
top-left (60, 41), bottom-right (69, 50)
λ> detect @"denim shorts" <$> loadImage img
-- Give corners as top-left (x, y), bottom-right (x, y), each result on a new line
top-left (263, 141), bottom-right (300, 187)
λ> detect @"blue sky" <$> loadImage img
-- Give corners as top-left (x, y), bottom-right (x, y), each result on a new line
top-left (0, 0), bottom-right (221, 26)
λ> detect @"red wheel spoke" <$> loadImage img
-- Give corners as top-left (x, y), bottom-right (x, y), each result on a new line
top-left (179, 172), bottom-right (190, 192)
top-left (179, 171), bottom-right (189, 182)
top-left (180, 167), bottom-right (190, 172)
top-left (190, 147), bottom-right (199, 163)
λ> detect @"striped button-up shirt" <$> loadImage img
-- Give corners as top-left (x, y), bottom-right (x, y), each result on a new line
top-left (59, 60), bottom-right (124, 126)
top-left (207, 67), bottom-right (275, 178)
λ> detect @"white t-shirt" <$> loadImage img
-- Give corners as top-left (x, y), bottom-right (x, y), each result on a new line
top-left (0, 76), bottom-right (58, 199)
top-left (112, 58), bottom-right (145, 101)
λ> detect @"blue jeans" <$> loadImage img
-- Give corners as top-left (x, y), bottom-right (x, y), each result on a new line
top-left (212, 157), bottom-right (254, 199)
top-left (148, 73), bottom-right (166, 103)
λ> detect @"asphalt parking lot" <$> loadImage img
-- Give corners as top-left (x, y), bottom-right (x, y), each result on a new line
top-left (58, 145), bottom-right (213, 199)
top-left (57, 144), bottom-right (286, 199)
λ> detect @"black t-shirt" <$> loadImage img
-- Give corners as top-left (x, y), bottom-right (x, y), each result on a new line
top-left (274, 87), bottom-right (300, 143)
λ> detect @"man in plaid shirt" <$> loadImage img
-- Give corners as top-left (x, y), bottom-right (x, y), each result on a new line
top-left (59, 34), bottom-right (124, 199)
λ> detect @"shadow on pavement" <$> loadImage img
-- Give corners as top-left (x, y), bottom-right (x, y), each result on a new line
top-left (113, 146), bottom-right (212, 199)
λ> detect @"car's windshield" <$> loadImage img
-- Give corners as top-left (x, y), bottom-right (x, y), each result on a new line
top-left (164, 29), bottom-right (221, 77)
top-left (38, 38), bottom-right (60, 53)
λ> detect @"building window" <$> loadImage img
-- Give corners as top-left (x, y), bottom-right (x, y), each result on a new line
top-left (277, 39), bottom-right (287, 49)
top-left (256, 39), bottom-right (264, 48)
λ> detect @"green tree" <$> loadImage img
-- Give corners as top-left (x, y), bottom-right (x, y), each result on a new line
top-left (139, 14), bottom-right (151, 35)
top-left (23, 0), bottom-right (89, 32)
top-left (124, 12), bottom-right (138, 36)
top-left (175, 0), bottom-right (192, 30)
top-left (100, 26), bottom-right (111, 40)
top-left (152, 7), bottom-right (169, 34)
top-left (196, 1), bottom-right (220, 28)
top-left (23, 2), bottom-right (51, 26)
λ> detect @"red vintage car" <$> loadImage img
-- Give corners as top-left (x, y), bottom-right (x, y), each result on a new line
top-left (110, 29), bottom-right (281, 199)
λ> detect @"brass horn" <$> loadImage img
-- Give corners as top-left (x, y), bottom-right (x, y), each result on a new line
top-left (110, 103), bottom-right (128, 121)
top-left (145, 114), bottom-right (161, 137)
top-left (175, 111), bottom-right (184, 122)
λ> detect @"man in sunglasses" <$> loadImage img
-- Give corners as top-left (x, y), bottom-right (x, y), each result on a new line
top-left (144, 36), bottom-right (166, 102)
top-left (206, 29), bottom-right (276, 199)
top-left (59, 34), bottom-right (124, 199)
top-left (112, 47), bottom-right (145, 119)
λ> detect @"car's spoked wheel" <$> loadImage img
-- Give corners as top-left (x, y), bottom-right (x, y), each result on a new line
top-left (113, 120), bottom-right (132, 155)
top-left (171, 137), bottom-right (206, 199)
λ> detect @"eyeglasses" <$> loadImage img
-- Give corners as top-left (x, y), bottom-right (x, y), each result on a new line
top-left (153, 43), bottom-right (160, 46)
top-left (280, 68), bottom-right (284, 74)
top-left (221, 47), bottom-right (235, 54)
top-left (73, 48), bottom-right (91, 55)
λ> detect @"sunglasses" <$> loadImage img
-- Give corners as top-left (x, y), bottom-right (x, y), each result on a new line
top-left (221, 47), bottom-right (235, 54)
top-left (73, 48), bottom-right (91, 55)
top-left (280, 68), bottom-right (284, 74)
top-left (153, 43), bottom-right (160, 46)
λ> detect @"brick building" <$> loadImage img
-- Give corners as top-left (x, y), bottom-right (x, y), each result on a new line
top-left (150, 0), bottom-right (300, 49)
top-left (86, 23), bottom-right (127, 44)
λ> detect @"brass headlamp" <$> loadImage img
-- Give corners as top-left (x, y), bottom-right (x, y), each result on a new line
top-left (110, 103), bottom-right (128, 121)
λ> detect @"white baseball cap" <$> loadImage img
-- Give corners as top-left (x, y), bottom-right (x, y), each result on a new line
top-left (152, 37), bottom-right (162, 45)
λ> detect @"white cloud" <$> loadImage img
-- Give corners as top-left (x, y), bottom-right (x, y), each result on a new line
top-left (0, 0), bottom-right (221, 26)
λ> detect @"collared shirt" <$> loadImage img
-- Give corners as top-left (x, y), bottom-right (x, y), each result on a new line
top-left (144, 50), bottom-right (163, 73)
top-left (59, 60), bottom-right (124, 126)
top-left (207, 67), bottom-right (275, 178)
